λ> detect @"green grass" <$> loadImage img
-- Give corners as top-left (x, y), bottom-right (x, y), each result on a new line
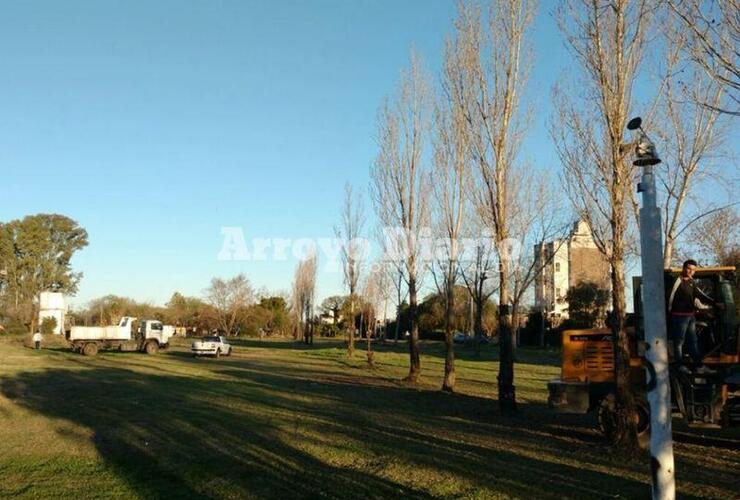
top-left (0, 334), bottom-right (737, 499)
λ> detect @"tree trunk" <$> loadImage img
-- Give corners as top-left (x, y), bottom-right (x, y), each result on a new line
top-left (407, 277), bottom-right (421, 383)
top-left (611, 253), bottom-right (639, 450)
top-left (474, 291), bottom-right (484, 358)
top-left (498, 261), bottom-right (516, 413)
top-left (442, 272), bottom-right (456, 392)
top-left (347, 299), bottom-right (355, 357)
top-left (366, 316), bottom-right (374, 367)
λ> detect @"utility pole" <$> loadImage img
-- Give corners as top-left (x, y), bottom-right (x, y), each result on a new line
top-left (627, 117), bottom-right (675, 500)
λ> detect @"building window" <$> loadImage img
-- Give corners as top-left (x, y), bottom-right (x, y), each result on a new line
top-left (555, 262), bottom-right (560, 272)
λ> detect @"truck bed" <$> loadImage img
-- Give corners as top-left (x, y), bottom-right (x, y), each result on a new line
top-left (69, 325), bottom-right (129, 341)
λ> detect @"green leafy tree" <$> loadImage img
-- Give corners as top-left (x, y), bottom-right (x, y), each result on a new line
top-left (40, 316), bottom-right (58, 335)
top-left (259, 296), bottom-right (290, 335)
top-left (417, 287), bottom-right (470, 334)
top-left (0, 214), bottom-right (88, 332)
top-left (565, 281), bottom-right (610, 328)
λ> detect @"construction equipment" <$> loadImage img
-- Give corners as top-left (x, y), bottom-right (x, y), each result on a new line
top-left (548, 267), bottom-right (740, 441)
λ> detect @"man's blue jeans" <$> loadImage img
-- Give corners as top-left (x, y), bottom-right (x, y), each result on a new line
top-left (670, 314), bottom-right (701, 364)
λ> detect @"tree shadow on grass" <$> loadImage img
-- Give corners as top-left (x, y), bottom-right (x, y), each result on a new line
top-left (2, 356), bottom-right (735, 499)
top-left (1, 368), bottom-right (433, 500)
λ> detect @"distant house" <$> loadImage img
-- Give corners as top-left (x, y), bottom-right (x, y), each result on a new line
top-left (534, 221), bottom-right (610, 322)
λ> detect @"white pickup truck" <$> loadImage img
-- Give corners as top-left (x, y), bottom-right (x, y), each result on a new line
top-left (191, 335), bottom-right (232, 358)
top-left (68, 317), bottom-right (174, 356)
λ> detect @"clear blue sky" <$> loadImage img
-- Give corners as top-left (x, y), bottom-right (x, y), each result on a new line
top-left (2, 1), bottom-right (709, 308)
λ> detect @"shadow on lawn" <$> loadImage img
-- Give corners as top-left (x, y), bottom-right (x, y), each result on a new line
top-left (230, 336), bottom-right (561, 368)
top-left (3, 354), bottom-right (733, 499)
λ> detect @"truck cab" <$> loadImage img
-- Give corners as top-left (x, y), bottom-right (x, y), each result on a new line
top-left (138, 319), bottom-right (174, 346)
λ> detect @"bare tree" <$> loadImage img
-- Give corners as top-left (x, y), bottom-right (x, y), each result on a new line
top-left (292, 255), bottom-right (318, 345)
top-left (459, 221), bottom-right (499, 345)
top-left (320, 295), bottom-right (345, 326)
top-left (653, 12), bottom-right (730, 266)
top-left (389, 262), bottom-right (408, 343)
top-left (551, 0), bottom-right (655, 448)
top-left (335, 182), bottom-right (366, 356)
top-left (204, 274), bottom-right (255, 336)
top-left (687, 207), bottom-right (740, 264)
top-left (371, 53), bottom-right (431, 383)
top-left (503, 173), bottom-right (567, 348)
top-left (430, 52), bottom-right (471, 390)
top-left (367, 259), bottom-right (393, 342)
top-left (361, 269), bottom-right (384, 367)
top-left (665, 0), bottom-right (739, 116)
top-left (450, 0), bottom-right (535, 411)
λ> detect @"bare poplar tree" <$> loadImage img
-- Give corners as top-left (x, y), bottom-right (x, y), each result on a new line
top-left (653, 12), bottom-right (730, 267)
top-left (665, 0), bottom-right (739, 116)
top-left (335, 182), bottom-right (366, 356)
top-left (367, 259), bottom-right (393, 342)
top-left (292, 255), bottom-right (317, 344)
top-left (450, 0), bottom-right (535, 411)
top-left (389, 263), bottom-right (408, 344)
top-left (371, 53), bottom-right (431, 383)
top-left (430, 51), bottom-right (471, 390)
top-left (551, 0), bottom-right (655, 448)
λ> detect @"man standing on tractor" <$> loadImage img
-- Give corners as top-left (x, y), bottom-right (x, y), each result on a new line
top-left (668, 259), bottom-right (718, 374)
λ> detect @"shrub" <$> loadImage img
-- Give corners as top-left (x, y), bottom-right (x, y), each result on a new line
top-left (40, 316), bottom-right (58, 335)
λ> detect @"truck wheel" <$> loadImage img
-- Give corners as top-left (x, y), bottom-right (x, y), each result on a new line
top-left (215, 349), bottom-right (221, 358)
top-left (83, 343), bottom-right (98, 357)
top-left (145, 341), bottom-right (159, 355)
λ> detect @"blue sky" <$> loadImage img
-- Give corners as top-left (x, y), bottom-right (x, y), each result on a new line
top-left (2, 1), bottom-right (720, 308)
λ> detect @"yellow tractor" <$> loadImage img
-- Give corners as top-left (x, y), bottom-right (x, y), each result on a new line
top-left (548, 267), bottom-right (740, 441)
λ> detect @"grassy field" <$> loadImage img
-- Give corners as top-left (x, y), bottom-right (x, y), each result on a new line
top-left (0, 334), bottom-right (737, 499)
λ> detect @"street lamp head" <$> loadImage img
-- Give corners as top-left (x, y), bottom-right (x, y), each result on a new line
top-left (626, 116), bottom-right (661, 166)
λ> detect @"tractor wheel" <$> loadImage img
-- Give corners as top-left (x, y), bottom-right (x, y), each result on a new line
top-left (597, 394), bottom-right (619, 444)
top-left (598, 393), bottom-right (651, 448)
top-left (145, 341), bottom-right (159, 355)
top-left (634, 398), bottom-right (650, 450)
top-left (83, 343), bottom-right (98, 357)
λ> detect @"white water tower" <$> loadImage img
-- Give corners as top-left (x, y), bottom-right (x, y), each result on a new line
top-left (39, 292), bottom-right (67, 334)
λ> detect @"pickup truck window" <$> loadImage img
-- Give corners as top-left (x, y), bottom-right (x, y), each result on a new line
top-left (204, 336), bottom-right (221, 342)
top-left (151, 322), bottom-right (163, 330)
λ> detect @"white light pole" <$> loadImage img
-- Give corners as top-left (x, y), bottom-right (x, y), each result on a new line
top-left (627, 116), bottom-right (675, 500)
